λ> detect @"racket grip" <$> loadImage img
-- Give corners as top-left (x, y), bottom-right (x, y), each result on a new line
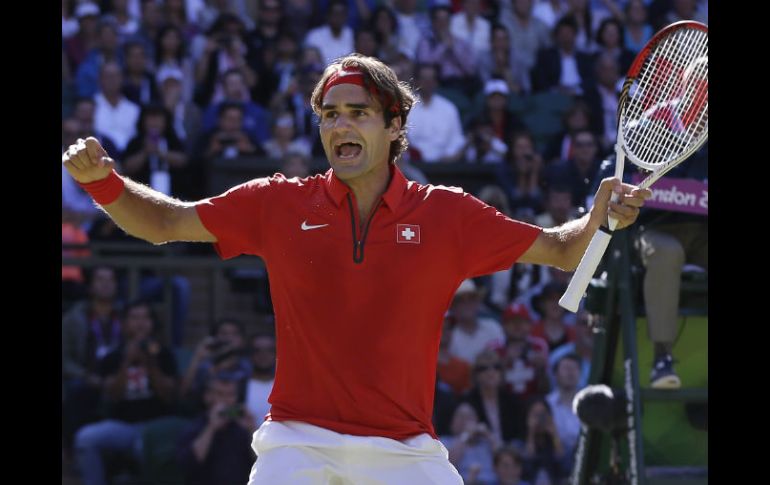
top-left (559, 228), bottom-right (613, 313)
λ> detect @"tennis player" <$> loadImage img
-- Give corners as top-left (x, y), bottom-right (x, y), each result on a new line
top-left (63, 54), bottom-right (650, 484)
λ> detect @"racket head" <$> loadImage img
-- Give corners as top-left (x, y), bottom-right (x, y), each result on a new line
top-left (617, 21), bottom-right (708, 174)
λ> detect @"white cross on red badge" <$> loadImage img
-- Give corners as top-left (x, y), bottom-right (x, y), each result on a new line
top-left (396, 224), bottom-right (420, 244)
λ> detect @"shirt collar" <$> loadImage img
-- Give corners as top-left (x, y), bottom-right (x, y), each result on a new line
top-left (324, 165), bottom-right (407, 213)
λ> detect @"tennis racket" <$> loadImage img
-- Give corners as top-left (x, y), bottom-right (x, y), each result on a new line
top-left (559, 20), bottom-right (708, 313)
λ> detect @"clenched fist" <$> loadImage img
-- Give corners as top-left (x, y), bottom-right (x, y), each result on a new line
top-left (62, 136), bottom-right (116, 184)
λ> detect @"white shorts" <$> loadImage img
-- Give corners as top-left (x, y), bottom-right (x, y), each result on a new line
top-left (247, 420), bottom-right (464, 485)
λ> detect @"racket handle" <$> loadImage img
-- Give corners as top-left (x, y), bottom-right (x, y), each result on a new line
top-left (559, 228), bottom-right (613, 313)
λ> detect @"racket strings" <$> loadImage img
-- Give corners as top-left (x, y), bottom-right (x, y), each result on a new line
top-left (622, 27), bottom-right (708, 167)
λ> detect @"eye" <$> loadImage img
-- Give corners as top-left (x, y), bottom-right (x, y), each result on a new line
top-left (324, 111), bottom-right (337, 119)
top-left (353, 110), bottom-right (367, 117)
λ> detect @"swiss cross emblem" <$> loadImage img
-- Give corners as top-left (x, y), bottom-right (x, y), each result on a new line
top-left (396, 224), bottom-right (420, 244)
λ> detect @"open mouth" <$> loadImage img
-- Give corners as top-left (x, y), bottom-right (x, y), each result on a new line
top-left (334, 142), bottom-right (363, 160)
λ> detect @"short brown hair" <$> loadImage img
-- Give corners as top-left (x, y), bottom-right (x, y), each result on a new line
top-left (311, 53), bottom-right (417, 165)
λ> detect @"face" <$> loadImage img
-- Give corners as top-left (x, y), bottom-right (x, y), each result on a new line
top-left (144, 112), bottom-right (166, 136)
top-left (99, 24), bottom-right (118, 52)
top-left (600, 22), bottom-right (621, 48)
top-left (495, 453), bottom-right (522, 483)
top-left (320, 83), bottom-right (400, 184)
top-left (374, 10), bottom-right (394, 33)
top-left (555, 357), bottom-right (581, 389)
top-left (74, 100), bottom-right (95, 129)
top-left (556, 24), bottom-right (577, 51)
top-left (463, 0), bottom-right (481, 16)
top-left (219, 107), bottom-right (244, 133)
top-left (216, 322), bottom-right (244, 347)
top-left (282, 154), bottom-right (310, 178)
top-left (596, 55), bottom-right (619, 88)
top-left (528, 401), bottom-right (549, 430)
top-left (223, 73), bottom-right (246, 99)
top-left (475, 356), bottom-right (503, 390)
top-left (547, 190), bottom-right (572, 222)
top-left (161, 28), bottom-right (182, 54)
top-left (90, 267), bottom-right (117, 300)
top-left (573, 132), bottom-right (597, 165)
top-left (513, 0), bottom-right (532, 17)
top-left (504, 317), bottom-right (531, 340)
top-left (251, 336), bottom-right (276, 370)
top-left (492, 28), bottom-right (510, 51)
top-left (486, 92), bottom-right (507, 111)
top-left (328, 4), bottom-right (348, 30)
top-left (100, 63), bottom-right (123, 96)
top-left (204, 380), bottom-right (239, 409)
top-left (416, 65), bottom-right (438, 97)
top-left (450, 293), bottom-right (480, 321)
top-left (124, 305), bottom-right (154, 341)
top-left (626, 0), bottom-right (647, 24)
top-left (355, 31), bottom-right (378, 57)
top-left (431, 9), bottom-right (451, 32)
top-left (450, 403), bottom-right (478, 435)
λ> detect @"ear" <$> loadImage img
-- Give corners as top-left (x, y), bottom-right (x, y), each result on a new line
top-left (387, 115), bottom-right (402, 142)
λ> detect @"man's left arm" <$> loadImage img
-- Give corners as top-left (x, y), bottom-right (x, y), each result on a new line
top-left (518, 178), bottom-right (651, 271)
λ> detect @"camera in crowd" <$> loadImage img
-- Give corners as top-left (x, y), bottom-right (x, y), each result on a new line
top-left (218, 404), bottom-right (244, 420)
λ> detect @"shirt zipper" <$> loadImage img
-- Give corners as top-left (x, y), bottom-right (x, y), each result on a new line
top-left (346, 193), bottom-right (383, 264)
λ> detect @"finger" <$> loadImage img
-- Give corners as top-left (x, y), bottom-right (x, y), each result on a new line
top-left (619, 193), bottom-right (647, 208)
top-left (609, 201), bottom-right (639, 219)
top-left (85, 136), bottom-right (107, 161)
top-left (66, 144), bottom-right (87, 171)
top-left (72, 138), bottom-right (93, 169)
top-left (98, 156), bottom-right (117, 169)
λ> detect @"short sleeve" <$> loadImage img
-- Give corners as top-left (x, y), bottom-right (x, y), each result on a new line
top-left (458, 192), bottom-right (542, 278)
top-left (195, 176), bottom-right (280, 259)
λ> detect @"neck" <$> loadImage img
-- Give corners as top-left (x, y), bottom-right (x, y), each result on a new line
top-left (91, 300), bottom-right (113, 318)
top-left (346, 163), bottom-right (391, 220)
top-left (104, 92), bottom-right (122, 105)
top-left (480, 386), bottom-right (498, 400)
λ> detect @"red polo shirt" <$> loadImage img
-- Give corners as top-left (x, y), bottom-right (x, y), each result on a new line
top-left (195, 166), bottom-right (541, 440)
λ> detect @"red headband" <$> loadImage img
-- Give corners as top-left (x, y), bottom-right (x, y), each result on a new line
top-left (322, 66), bottom-right (400, 114)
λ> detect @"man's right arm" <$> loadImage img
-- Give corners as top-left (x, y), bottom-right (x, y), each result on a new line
top-left (62, 137), bottom-right (215, 245)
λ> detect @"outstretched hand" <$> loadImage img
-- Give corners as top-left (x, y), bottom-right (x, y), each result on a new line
top-left (590, 177), bottom-right (652, 230)
top-left (62, 136), bottom-right (116, 184)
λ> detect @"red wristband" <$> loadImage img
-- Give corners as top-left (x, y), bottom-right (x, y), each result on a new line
top-left (77, 169), bottom-right (125, 205)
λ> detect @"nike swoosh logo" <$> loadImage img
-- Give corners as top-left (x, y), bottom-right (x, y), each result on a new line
top-left (301, 221), bottom-right (329, 231)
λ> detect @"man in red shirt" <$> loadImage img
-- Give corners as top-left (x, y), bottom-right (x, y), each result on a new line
top-left (63, 54), bottom-right (650, 484)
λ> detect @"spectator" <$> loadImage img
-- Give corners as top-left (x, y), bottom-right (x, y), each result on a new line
top-left (623, 0), bottom-right (654, 55)
top-left (416, 5), bottom-right (479, 96)
top-left (545, 129), bottom-right (602, 209)
top-left (478, 24), bottom-right (530, 95)
top-left (369, 6), bottom-right (401, 65)
top-left (407, 63), bottom-right (466, 163)
top-left (438, 316), bottom-right (473, 397)
top-left (442, 402), bottom-right (501, 485)
top-left (531, 16), bottom-right (594, 95)
top-left (548, 310), bottom-right (594, 390)
top-left (449, 279), bottom-right (506, 365)
top-left (498, 0), bottom-right (552, 94)
top-left (450, 0), bottom-right (492, 59)
top-left (74, 300), bottom-right (178, 485)
top-left (280, 151), bottom-right (312, 179)
top-left (128, 0), bottom-right (166, 60)
top-left (466, 79), bottom-right (526, 164)
top-left (534, 184), bottom-right (577, 228)
top-left (462, 350), bottom-right (525, 444)
top-left (581, 52), bottom-right (622, 154)
top-left (499, 303), bottom-right (551, 400)
top-left (122, 104), bottom-right (189, 197)
top-left (176, 377), bottom-right (257, 485)
top-left (194, 13), bottom-right (256, 108)
top-left (392, 0), bottom-right (432, 58)
top-left (518, 397), bottom-right (571, 485)
top-left (491, 446), bottom-right (531, 485)
top-left (181, 318), bottom-right (252, 411)
top-left (315, 0), bottom-right (376, 31)
top-left (103, 0), bottom-right (140, 42)
top-left (532, 0), bottom-right (568, 30)
top-left (496, 131), bottom-right (544, 221)
top-left (594, 17), bottom-right (635, 75)
top-left (304, 0), bottom-right (355, 64)
top-left (263, 112), bottom-right (313, 160)
top-left (157, 66), bottom-right (203, 151)
top-left (202, 69), bottom-right (272, 147)
top-left (353, 27), bottom-right (380, 59)
top-left (65, 2), bottom-right (102, 72)
top-left (154, 24), bottom-right (196, 104)
top-left (93, 61), bottom-right (141, 152)
top-left (545, 354), bottom-right (583, 460)
top-left (122, 41), bottom-right (160, 106)
top-left (281, 0), bottom-right (317, 42)
top-left (561, 0), bottom-right (609, 53)
top-left (62, 266), bottom-right (123, 451)
top-left (544, 99), bottom-right (593, 164)
top-left (530, 282), bottom-right (575, 352)
top-left (244, 332), bottom-right (276, 426)
top-left (75, 19), bottom-right (122, 99)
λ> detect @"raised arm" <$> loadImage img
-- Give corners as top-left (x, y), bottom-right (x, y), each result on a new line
top-left (62, 137), bottom-right (215, 245)
top-left (518, 178), bottom-right (651, 271)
